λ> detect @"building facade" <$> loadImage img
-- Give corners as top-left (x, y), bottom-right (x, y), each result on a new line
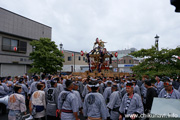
top-left (111, 48), bottom-right (142, 73)
top-left (0, 7), bottom-right (51, 77)
top-left (62, 50), bottom-right (88, 72)
top-left (111, 55), bottom-right (141, 73)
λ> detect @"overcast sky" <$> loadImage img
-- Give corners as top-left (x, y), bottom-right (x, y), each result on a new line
top-left (0, 0), bottom-right (180, 52)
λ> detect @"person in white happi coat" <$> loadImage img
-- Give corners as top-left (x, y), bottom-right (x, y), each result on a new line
top-left (107, 84), bottom-right (122, 120)
top-left (28, 76), bottom-right (39, 97)
top-left (119, 81), bottom-right (144, 120)
top-left (82, 84), bottom-right (90, 99)
top-left (58, 80), bottom-right (79, 120)
top-left (83, 80), bottom-right (109, 120)
top-left (114, 78), bottom-right (121, 93)
top-left (76, 77), bottom-right (84, 96)
top-left (6, 76), bottom-right (14, 94)
top-left (72, 81), bottom-right (83, 114)
top-left (8, 85), bottom-right (26, 120)
top-left (56, 77), bottom-right (64, 93)
top-left (31, 83), bottom-right (46, 120)
top-left (131, 79), bottom-right (141, 97)
top-left (45, 79), bottom-right (60, 120)
top-left (158, 77), bottom-right (180, 99)
top-left (97, 79), bottom-right (104, 94)
top-left (82, 79), bottom-right (95, 99)
top-left (17, 77), bottom-right (28, 98)
top-left (140, 75), bottom-right (149, 108)
top-left (1, 77), bottom-right (9, 94)
top-left (103, 81), bottom-right (112, 103)
top-left (152, 75), bottom-right (164, 95)
top-left (120, 78), bottom-right (127, 98)
top-left (0, 79), bottom-right (7, 96)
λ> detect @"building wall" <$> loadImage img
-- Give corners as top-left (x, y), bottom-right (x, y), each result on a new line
top-left (111, 56), bottom-right (140, 73)
top-left (62, 50), bottom-right (88, 72)
top-left (112, 56), bottom-right (137, 66)
top-left (121, 56), bottom-right (136, 64)
top-left (1, 64), bottom-right (26, 77)
top-left (63, 65), bottom-right (88, 72)
top-left (0, 7), bottom-right (51, 40)
top-left (63, 51), bottom-right (87, 65)
top-left (0, 7), bottom-right (52, 77)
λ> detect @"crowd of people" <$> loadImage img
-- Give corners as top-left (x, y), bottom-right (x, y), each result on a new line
top-left (0, 73), bottom-right (180, 120)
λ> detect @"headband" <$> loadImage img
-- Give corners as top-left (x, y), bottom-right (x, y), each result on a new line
top-left (88, 83), bottom-right (100, 88)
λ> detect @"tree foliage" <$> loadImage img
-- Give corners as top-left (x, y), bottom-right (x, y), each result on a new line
top-left (29, 38), bottom-right (64, 74)
top-left (130, 46), bottom-right (180, 78)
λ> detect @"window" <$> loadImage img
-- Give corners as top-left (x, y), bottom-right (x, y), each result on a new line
top-left (2, 37), bottom-right (27, 53)
top-left (20, 58), bottom-right (23, 61)
top-left (2, 38), bottom-right (16, 51)
top-left (83, 57), bottom-right (86, 61)
top-left (68, 56), bottom-right (72, 61)
top-left (19, 41), bottom-right (27, 52)
top-left (78, 56), bottom-right (81, 61)
top-left (11, 40), bottom-right (18, 51)
top-left (129, 60), bottom-right (131, 63)
top-left (124, 60), bottom-right (126, 64)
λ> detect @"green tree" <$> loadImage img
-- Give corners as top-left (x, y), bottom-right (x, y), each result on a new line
top-left (29, 38), bottom-right (64, 74)
top-left (130, 46), bottom-right (180, 78)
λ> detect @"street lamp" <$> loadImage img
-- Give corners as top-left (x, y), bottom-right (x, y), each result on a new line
top-left (155, 35), bottom-right (159, 51)
top-left (59, 43), bottom-right (63, 76)
top-left (59, 43), bottom-right (63, 51)
top-left (154, 35), bottom-right (160, 72)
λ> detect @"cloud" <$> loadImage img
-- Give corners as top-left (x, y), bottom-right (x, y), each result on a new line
top-left (0, 0), bottom-right (180, 53)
